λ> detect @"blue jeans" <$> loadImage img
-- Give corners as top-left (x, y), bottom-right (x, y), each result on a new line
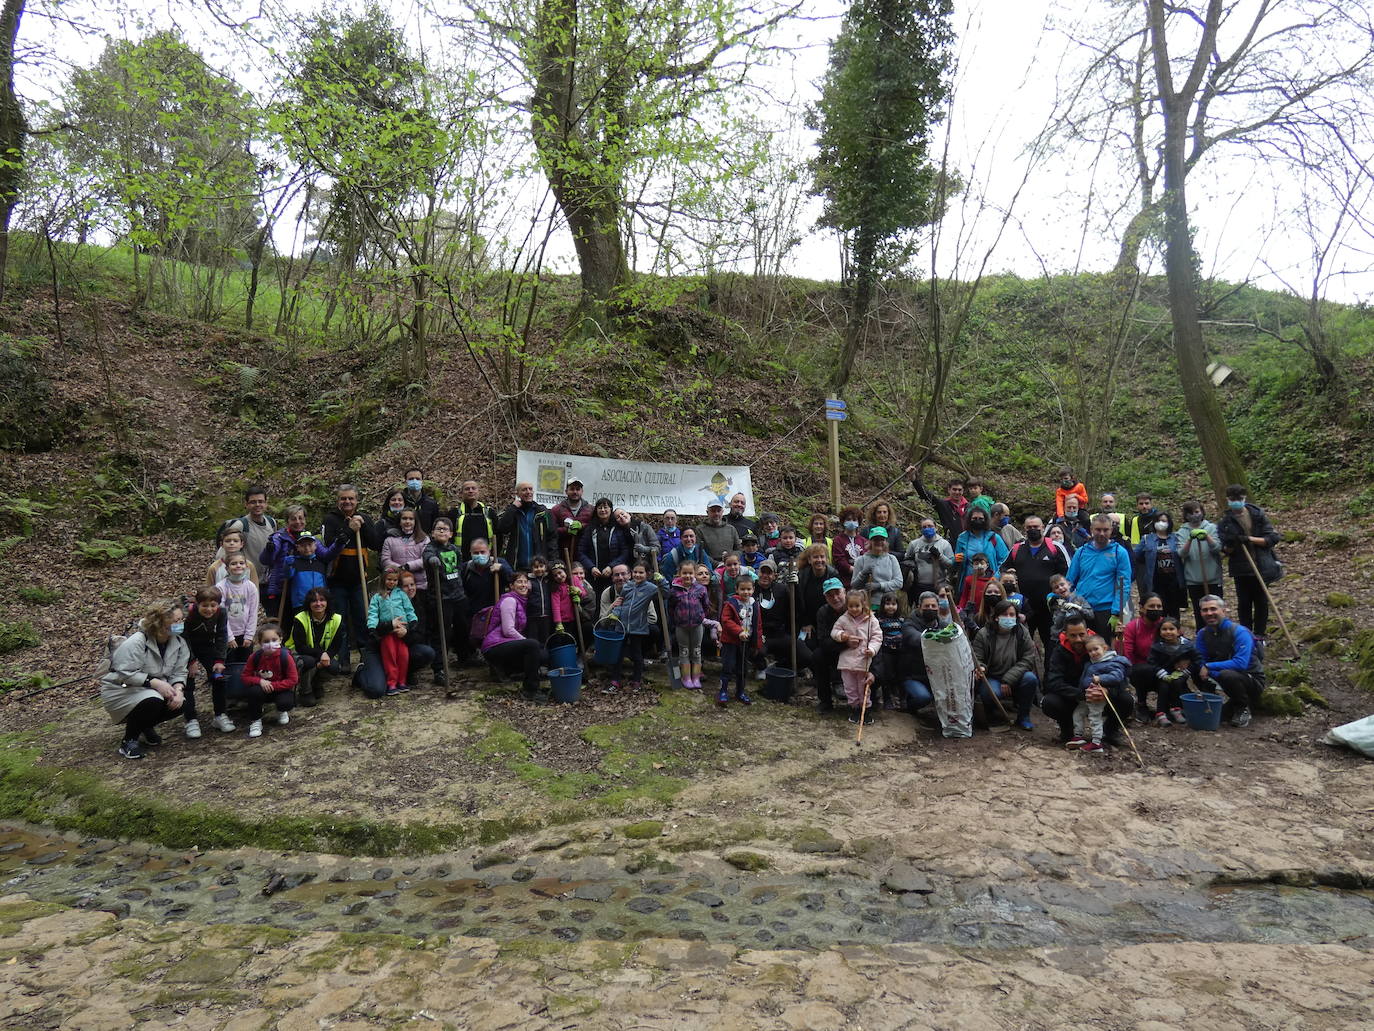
top-left (979, 671), bottom-right (1040, 720)
top-left (903, 678), bottom-right (934, 710)
top-left (330, 581), bottom-right (368, 668)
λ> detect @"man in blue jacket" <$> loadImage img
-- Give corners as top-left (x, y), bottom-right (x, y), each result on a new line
top-left (1067, 515), bottom-right (1133, 641)
top-left (1196, 594), bottom-right (1264, 728)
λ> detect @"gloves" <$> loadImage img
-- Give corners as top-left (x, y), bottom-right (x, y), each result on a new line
top-left (1191, 529), bottom-right (1208, 540)
top-left (1108, 615), bottom-right (1122, 634)
top-left (568, 520), bottom-right (582, 532)
top-left (787, 567), bottom-right (798, 584)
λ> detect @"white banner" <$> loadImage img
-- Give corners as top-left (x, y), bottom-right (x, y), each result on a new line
top-left (515, 450), bottom-right (755, 516)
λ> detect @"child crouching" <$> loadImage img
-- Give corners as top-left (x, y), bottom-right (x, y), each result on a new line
top-left (236, 622), bottom-right (299, 738)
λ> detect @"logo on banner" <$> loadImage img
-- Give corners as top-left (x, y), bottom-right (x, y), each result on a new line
top-left (698, 471), bottom-right (733, 506)
top-left (537, 465), bottom-right (567, 494)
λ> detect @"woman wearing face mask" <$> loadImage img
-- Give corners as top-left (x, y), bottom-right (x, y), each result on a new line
top-left (954, 505), bottom-right (1009, 590)
top-left (1121, 593), bottom-right (1169, 724)
top-left (1132, 511), bottom-right (1185, 621)
top-left (831, 505), bottom-right (869, 587)
top-left (903, 517), bottom-right (955, 598)
top-left (963, 578), bottom-right (1005, 637)
top-left (100, 598), bottom-right (189, 759)
top-left (379, 489), bottom-right (408, 533)
top-left (971, 599), bottom-right (1038, 731)
top-left (1178, 500), bottom-right (1224, 630)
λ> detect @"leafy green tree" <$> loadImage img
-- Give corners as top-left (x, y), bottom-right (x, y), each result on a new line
top-left (809, 0), bottom-right (954, 394)
top-left (66, 30), bottom-right (259, 309)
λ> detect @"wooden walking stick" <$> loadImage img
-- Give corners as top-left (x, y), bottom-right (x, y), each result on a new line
top-left (484, 558), bottom-right (501, 636)
top-left (1099, 687), bottom-right (1145, 768)
top-left (1241, 544), bottom-right (1301, 660)
top-left (788, 562), bottom-right (798, 675)
top-left (975, 672), bottom-right (1013, 733)
top-left (855, 652), bottom-right (875, 747)
top-left (430, 572), bottom-right (453, 696)
top-left (565, 548), bottom-right (587, 657)
top-left (651, 554), bottom-right (683, 690)
top-left (356, 528), bottom-right (370, 609)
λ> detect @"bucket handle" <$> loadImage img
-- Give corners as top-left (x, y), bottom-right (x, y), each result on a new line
top-left (594, 615), bottom-right (623, 631)
top-left (546, 630), bottom-right (577, 648)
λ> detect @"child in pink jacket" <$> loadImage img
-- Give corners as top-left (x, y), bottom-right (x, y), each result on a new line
top-left (831, 588), bottom-right (883, 725)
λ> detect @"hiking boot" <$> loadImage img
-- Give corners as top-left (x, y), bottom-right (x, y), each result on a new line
top-left (1065, 736), bottom-right (1087, 749)
top-left (1154, 712), bottom-right (1171, 727)
top-left (142, 728), bottom-right (162, 746)
top-left (716, 687), bottom-right (729, 707)
top-left (184, 719), bottom-right (202, 740)
top-left (212, 714), bottom-right (236, 733)
top-left (735, 690), bottom-right (753, 706)
top-left (1080, 741), bottom-right (1105, 755)
top-left (1230, 707), bottom-right (1252, 728)
top-left (1104, 731), bottom-right (1126, 748)
top-left (118, 738), bottom-right (144, 760)
top-left (848, 709), bottom-right (861, 724)
top-left (1134, 705), bottom-right (1152, 725)
top-left (1169, 707), bottom-right (1186, 725)
top-left (247, 720), bottom-right (263, 738)
top-left (277, 711), bottom-right (290, 726)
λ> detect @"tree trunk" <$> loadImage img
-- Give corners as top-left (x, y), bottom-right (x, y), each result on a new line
top-left (0, 0), bottom-right (26, 306)
top-left (244, 222), bottom-right (270, 331)
top-left (832, 226), bottom-right (876, 394)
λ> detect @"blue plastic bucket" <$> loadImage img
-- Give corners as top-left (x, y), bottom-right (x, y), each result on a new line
top-left (592, 618), bottom-right (625, 665)
top-left (1180, 691), bottom-right (1224, 731)
top-left (548, 666), bottom-right (582, 703)
top-left (546, 631), bottom-right (579, 672)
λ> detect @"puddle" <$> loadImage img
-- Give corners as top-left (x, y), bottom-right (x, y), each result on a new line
top-left (3, 824), bottom-right (1372, 951)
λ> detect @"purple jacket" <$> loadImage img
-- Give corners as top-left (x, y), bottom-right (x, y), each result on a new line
top-left (482, 590), bottom-right (528, 651)
top-left (261, 528), bottom-right (338, 598)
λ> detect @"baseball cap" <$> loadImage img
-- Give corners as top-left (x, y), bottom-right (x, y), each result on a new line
top-left (759, 559), bottom-right (778, 573)
top-left (822, 577), bottom-right (843, 593)
top-left (568, 478), bottom-right (583, 488)
top-left (296, 531), bottom-right (317, 542)
top-left (741, 532), bottom-right (758, 544)
top-left (707, 500), bottom-right (724, 509)
top-left (867, 526), bottom-right (888, 539)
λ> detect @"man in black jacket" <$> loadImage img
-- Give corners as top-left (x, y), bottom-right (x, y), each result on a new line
top-left (1041, 613), bottom-right (1131, 744)
top-left (810, 578), bottom-right (847, 714)
top-left (495, 482), bottom-right (557, 571)
top-left (726, 493), bottom-right (756, 537)
top-left (448, 480), bottom-right (499, 559)
top-left (321, 484), bottom-right (382, 676)
top-left (1216, 484), bottom-right (1281, 639)
top-left (757, 560), bottom-right (811, 674)
top-left (1010, 515), bottom-right (1069, 650)
top-left (399, 467), bottom-right (442, 534)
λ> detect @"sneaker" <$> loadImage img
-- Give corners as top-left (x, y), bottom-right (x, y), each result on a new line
top-left (684, 677), bottom-right (701, 690)
top-left (184, 719), bottom-right (202, 740)
top-left (212, 714), bottom-right (236, 733)
top-left (1229, 707), bottom-right (1252, 728)
top-left (386, 685), bottom-right (401, 697)
top-left (397, 683), bottom-right (413, 693)
top-left (629, 680), bottom-right (643, 693)
top-left (1016, 717), bottom-right (1034, 731)
top-left (277, 710), bottom-right (290, 726)
top-left (847, 710), bottom-right (861, 724)
top-left (603, 681), bottom-right (620, 695)
top-left (1168, 707), bottom-right (1186, 725)
top-left (1065, 736), bottom-right (1087, 749)
top-left (1154, 712), bottom-right (1171, 727)
top-left (1080, 741), bottom-right (1105, 754)
top-left (1134, 705), bottom-right (1152, 725)
top-left (118, 738), bottom-right (144, 760)
top-left (142, 728), bottom-right (162, 746)
top-left (736, 690), bottom-right (753, 706)
top-left (861, 709), bottom-right (875, 725)
top-left (717, 688), bottom-right (729, 706)
top-left (247, 720), bottom-right (263, 738)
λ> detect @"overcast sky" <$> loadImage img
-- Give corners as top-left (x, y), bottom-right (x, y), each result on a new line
top-left (19, 0), bottom-right (1374, 302)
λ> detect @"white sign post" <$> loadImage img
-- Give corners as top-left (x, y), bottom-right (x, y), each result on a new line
top-left (514, 450), bottom-right (755, 516)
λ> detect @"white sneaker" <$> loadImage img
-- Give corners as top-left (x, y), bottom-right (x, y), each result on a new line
top-left (277, 710), bottom-right (290, 726)
top-left (756, 670), bottom-right (768, 681)
top-left (247, 720), bottom-right (263, 738)
top-left (212, 714), bottom-right (236, 733)
top-left (184, 719), bottom-right (202, 740)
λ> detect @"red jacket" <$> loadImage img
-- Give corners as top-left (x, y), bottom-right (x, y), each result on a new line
top-left (720, 595), bottom-right (763, 649)
top-left (1120, 617), bottom-right (1160, 665)
top-left (241, 647), bottom-right (299, 694)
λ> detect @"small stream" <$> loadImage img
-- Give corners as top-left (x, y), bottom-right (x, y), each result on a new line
top-left (3, 824), bottom-right (1372, 951)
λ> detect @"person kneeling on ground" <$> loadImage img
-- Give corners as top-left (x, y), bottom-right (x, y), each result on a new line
top-left (101, 598), bottom-right (190, 760)
top-left (236, 621), bottom-right (299, 739)
top-left (973, 599), bottom-right (1039, 731)
top-left (1041, 614), bottom-right (1132, 747)
top-left (286, 587), bottom-right (342, 707)
top-left (1067, 635), bottom-right (1130, 754)
top-left (1195, 594), bottom-right (1264, 728)
top-left (482, 572), bottom-right (548, 703)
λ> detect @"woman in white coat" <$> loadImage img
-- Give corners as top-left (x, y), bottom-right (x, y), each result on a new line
top-left (100, 598), bottom-right (190, 759)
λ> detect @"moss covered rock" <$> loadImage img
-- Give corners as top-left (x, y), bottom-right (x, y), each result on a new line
top-left (791, 827), bottom-right (843, 854)
top-left (1324, 592), bottom-right (1356, 609)
top-left (1314, 531), bottom-right (1353, 551)
top-left (1298, 617), bottom-right (1354, 644)
top-left (621, 820), bottom-right (664, 840)
top-left (1258, 689), bottom-right (1304, 717)
top-left (723, 850), bottom-right (773, 872)
top-left (1291, 683), bottom-right (1329, 709)
top-left (1352, 629), bottom-right (1374, 694)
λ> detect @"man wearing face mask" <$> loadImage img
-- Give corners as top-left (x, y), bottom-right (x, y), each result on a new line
top-left (1178, 500), bottom-right (1223, 629)
top-left (461, 539), bottom-right (515, 645)
top-left (1216, 484), bottom-right (1281, 639)
top-left (903, 517), bottom-right (955, 598)
top-left (321, 484), bottom-right (382, 676)
top-left (1123, 492), bottom-right (1162, 548)
top-left (1009, 515), bottom-right (1068, 651)
top-left (954, 506), bottom-right (1009, 588)
top-left (898, 592), bottom-right (945, 715)
top-left (398, 467), bottom-right (441, 534)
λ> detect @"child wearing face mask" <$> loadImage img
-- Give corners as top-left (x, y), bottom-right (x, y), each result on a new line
top-left (954, 507), bottom-right (1009, 589)
top-left (1146, 617), bottom-right (1199, 725)
top-left (1132, 512), bottom-right (1185, 620)
top-left (236, 621), bottom-right (299, 739)
top-left (831, 505), bottom-right (868, 586)
top-left (1178, 501), bottom-right (1223, 630)
top-left (1055, 467), bottom-right (1089, 518)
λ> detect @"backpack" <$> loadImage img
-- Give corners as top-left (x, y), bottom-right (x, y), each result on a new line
top-left (1010, 539), bottom-right (1060, 562)
top-left (220, 513), bottom-right (278, 542)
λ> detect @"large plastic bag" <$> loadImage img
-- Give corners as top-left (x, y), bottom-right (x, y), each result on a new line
top-left (1323, 715), bottom-right (1374, 759)
top-left (923, 623), bottom-right (974, 738)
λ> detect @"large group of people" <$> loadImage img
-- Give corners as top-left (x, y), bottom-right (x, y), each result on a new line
top-left (98, 463), bottom-right (1283, 759)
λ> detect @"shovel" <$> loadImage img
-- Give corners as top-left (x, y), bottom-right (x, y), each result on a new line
top-left (651, 554), bottom-right (684, 691)
top-left (975, 672), bottom-right (1013, 733)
